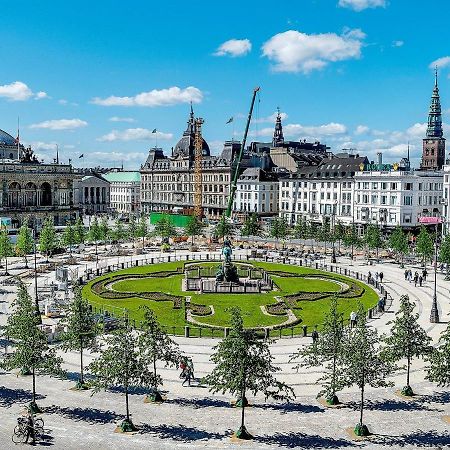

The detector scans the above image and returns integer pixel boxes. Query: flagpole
[17,116,20,159]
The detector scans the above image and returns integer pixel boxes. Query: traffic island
[346,424,371,441]
[318,396,343,408]
[394,388,420,401]
[231,425,253,441]
[231,396,249,408]
[114,419,138,434]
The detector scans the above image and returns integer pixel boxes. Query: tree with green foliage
[153,214,177,243]
[426,321,450,387]
[60,286,98,389]
[341,303,395,437]
[343,225,360,259]
[389,226,409,267]
[214,216,233,242]
[241,213,261,238]
[290,297,346,405]
[416,225,434,268]
[136,216,149,249]
[88,216,102,255]
[74,217,86,245]
[293,216,308,240]
[137,306,181,402]
[39,217,58,263]
[1,282,64,412]
[381,295,431,396]
[61,222,76,256]
[204,307,294,440]
[127,215,137,247]
[364,223,383,261]
[16,218,34,268]
[334,221,345,253]
[184,216,205,245]
[99,217,110,249]
[438,233,450,279]
[0,227,13,275]
[88,317,151,432]
[112,218,126,244]
[269,216,290,248]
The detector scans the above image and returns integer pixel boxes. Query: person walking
[24,413,36,445]
[379,272,384,283]
[350,311,357,328]
[422,268,428,281]
[408,270,413,283]
[414,271,419,287]
[419,275,423,287]
[375,272,379,282]
[182,365,192,387]
[404,269,408,280]
[312,326,319,344]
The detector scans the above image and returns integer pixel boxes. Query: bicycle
[12,416,44,444]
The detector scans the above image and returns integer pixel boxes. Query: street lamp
[331,201,338,264]
[33,224,42,324]
[430,219,440,323]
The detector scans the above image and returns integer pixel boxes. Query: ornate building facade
[0,130,80,229]
[420,70,446,170]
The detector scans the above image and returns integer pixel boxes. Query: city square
[1,1,450,448]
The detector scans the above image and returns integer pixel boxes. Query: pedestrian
[379,272,384,283]
[375,272,379,282]
[378,297,384,313]
[25,413,36,445]
[182,365,192,386]
[414,271,418,287]
[422,268,428,281]
[187,357,195,379]
[408,270,413,283]
[404,269,408,280]
[350,311,357,328]
[312,326,319,344]
[419,275,423,287]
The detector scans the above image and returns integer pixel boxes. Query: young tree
[341,303,395,436]
[74,217,86,246]
[16,218,34,268]
[136,216,149,249]
[88,317,151,432]
[438,233,450,279]
[290,297,346,405]
[184,216,205,245]
[241,213,261,238]
[153,214,177,243]
[343,225,360,260]
[112,218,126,244]
[60,286,98,389]
[127,215,137,247]
[334,221,345,253]
[426,321,450,387]
[416,225,434,268]
[1,282,64,412]
[61,222,76,256]
[204,307,294,440]
[389,226,409,267]
[364,223,383,261]
[269,216,290,248]
[88,216,102,255]
[99,217,110,246]
[381,295,431,396]
[214,216,233,242]
[0,227,13,275]
[138,307,181,402]
[293,216,307,240]
[39,217,58,263]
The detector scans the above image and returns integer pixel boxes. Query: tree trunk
[125,382,130,422]
[240,382,246,431]
[153,355,157,391]
[80,338,84,386]
[406,354,410,387]
[359,372,365,427]
[5,256,8,275]
[32,367,36,404]
[95,242,98,256]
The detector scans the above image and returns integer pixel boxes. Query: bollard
[184,326,190,338]
[224,327,230,338]
[302,325,308,337]
[368,309,373,319]
[264,328,270,340]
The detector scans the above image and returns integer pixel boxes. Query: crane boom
[225,87,260,218]
[193,117,204,218]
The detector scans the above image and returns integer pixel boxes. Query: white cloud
[30,119,88,130]
[250,121,347,138]
[355,125,370,135]
[109,116,136,123]
[24,141,57,151]
[89,151,146,163]
[58,99,68,105]
[0,81,33,101]
[207,140,224,155]
[392,40,404,48]
[254,111,288,124]
[97,128,173,142]
[338,0,385,12]
[64,144,76,149]
[429,56,450,70]
[214,39,252,57]
[34,91,49,100]
[261,29,365,73]
[91,86,203,107]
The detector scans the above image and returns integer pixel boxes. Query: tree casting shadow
[371,430,450,447]
[165,397,230,409]
[255,432,355,449]
[139,423,228,441]
[46,405,123,424]
[345,398,437,412]
[252,402,324,414]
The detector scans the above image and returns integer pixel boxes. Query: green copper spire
[426,68,443,138]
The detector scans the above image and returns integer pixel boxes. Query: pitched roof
[104,171,140,183]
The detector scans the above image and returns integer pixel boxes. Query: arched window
[41,182,52,206]
[8,182,21,207]
[24,182,37,206]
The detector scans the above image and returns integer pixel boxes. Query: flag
[79,154,84,158]
[226,117,233,124]
[152,128,157,133]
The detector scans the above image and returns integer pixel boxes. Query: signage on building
[419,216,442,224]
[0,217,12,229]
[359,162,399,172]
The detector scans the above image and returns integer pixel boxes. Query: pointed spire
[272,107,284,147]
[426,69,443,138]
[407,141,410,161]
[56,144,59,164]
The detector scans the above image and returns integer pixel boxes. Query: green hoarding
[149,213,191,228]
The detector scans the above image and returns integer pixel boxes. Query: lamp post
[33,224,42,324]
[331,202,337,264]
[430,220,440,323]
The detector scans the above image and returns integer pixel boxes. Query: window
[390,195,397,205]
[404,196,412,206]
[418,183,423,191]
[381,182,387,190]
[405,183,413,190]
[381,195,387,205]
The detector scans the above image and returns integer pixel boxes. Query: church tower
[272,108,285,147]
[420,69,445,170]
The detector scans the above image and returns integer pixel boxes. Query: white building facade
[104,171,140,215]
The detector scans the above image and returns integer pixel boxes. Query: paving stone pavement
[0,251,449,449]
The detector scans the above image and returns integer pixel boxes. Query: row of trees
[2,285,450,439]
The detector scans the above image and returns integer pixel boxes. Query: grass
[83,260,378,333]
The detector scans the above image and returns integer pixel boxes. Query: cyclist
[24,413,36,445]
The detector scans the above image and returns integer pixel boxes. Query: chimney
[377,152,383,166]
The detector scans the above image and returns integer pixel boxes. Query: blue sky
[0,0,449,169]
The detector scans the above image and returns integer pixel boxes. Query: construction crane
[225,87,260,218]
[193,117,205,218]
